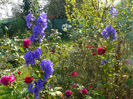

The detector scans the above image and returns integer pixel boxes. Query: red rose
[71,72,77,77]
[80,88,88,95]
[23,39,31,48]
[97,47,106,55]
[24,76,34,84]
[17,71,21,75]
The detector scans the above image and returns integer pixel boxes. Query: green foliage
[0,17,27,38]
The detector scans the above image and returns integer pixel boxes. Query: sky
[0,0,48,20]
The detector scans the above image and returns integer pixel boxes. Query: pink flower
[71,72,77,77]
[0,75,15,86]
[23,39,31,48]
[65,90,71,98]
[80,88,88,95]
[9,75,15,85]
[72,83,77,88]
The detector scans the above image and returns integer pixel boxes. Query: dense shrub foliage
[0,0,133,99]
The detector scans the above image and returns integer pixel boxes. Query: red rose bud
[88,46,93,49]
[24,76,34,84]
[23,39,31,48]
[17,71,21,75]
[80,88,88,95]
[97,47,106,55]
[51,48,56,54]
[89,85,92,88]
[71,72,77,77]
[92,52,97,56]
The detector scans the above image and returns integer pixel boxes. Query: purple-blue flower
[36,13,47,29]
[25,13,35,29]
[110,5,118,17]
[29,25,45,43]
[101,25,117,40]
[101,59,107,65]
[24,51,35,67]
[28,84,33,92]
[32,47,42,60]
[40,59,54,82]
[32,78,44,99]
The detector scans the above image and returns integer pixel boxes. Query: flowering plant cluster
[23,13,54,99]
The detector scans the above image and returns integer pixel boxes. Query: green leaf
[11,50,15,54]
[126,78,132,86]
[19,47,24,52]
[99,96,105,99]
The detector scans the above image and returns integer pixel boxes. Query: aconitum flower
[101,59,107,65]
[32,47,42,60]
[24,51,35,67]
[80,88,88,95]
[23,39,31,48]
[65,90,72,98]
[25,13,35,29]
[36,13,47,29]
[97,47,106,55]
[40,59,54,82]
[0,75,15,86]
[110,5,118,17]
[101,25,117,40]
[29,25,45,43]
[24,76,34,84]
[32,78,44,99]
[28,84,33,92]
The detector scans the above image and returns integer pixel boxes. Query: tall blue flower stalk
[25,13,54,99]
[101,25,117,40]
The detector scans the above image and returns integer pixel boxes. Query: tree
[45,0,66,19]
